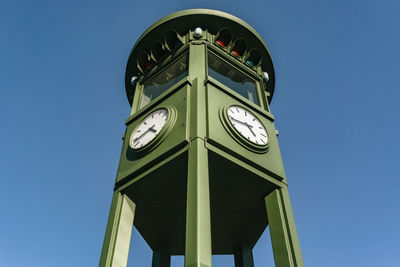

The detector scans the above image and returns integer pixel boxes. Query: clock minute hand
[133,125,156,143]
[230,117,256,137]
[230,117,250,126]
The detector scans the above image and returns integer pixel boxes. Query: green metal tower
[99,9,304,267]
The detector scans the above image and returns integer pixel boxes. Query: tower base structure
[100,139,304,267]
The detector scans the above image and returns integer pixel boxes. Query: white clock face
[129,108,169,150]
[227,106,268,146]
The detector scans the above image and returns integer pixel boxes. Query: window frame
[206,48,265,109]
[136,48,189,111]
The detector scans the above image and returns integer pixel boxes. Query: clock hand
[133,132,149,143]
[148,125,157,133]
[133,125,156,143]
[247,124,256,137]
[230,117,250,126]
[230,117,256,136]
[230,117,254,128]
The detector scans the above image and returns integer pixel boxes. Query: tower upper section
[125,9,275,106]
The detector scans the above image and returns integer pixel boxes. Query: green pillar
[184,138,212,267]
[99,192,136,267]
[234,245,254,267]
[265,188,304,267]
[152,247,171,267]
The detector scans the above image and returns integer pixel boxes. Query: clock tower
[99,9,304,267]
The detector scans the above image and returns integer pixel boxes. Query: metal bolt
[193,27,203,39]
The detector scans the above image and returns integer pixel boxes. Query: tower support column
[265,188,304,267]
[99,192,136,267]
[234,244,254,267]
[152,247,171,267]
[184,138,212,267]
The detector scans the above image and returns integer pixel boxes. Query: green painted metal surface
[99,193,135,267]
[206,81,286,181]
[265,189,304,267]
[116,81,190,185]
[99,8,304,267]
[185,138,212,267]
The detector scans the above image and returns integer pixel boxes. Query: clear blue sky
[1,0,399,266]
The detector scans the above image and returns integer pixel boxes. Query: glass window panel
[208,52,259,105]
[140,54,188,108]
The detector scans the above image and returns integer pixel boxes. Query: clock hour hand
[148,125,157,133]
[247,125,256,137]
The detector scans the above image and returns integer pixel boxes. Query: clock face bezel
[129,106,177,153]
[219,105,269,153]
